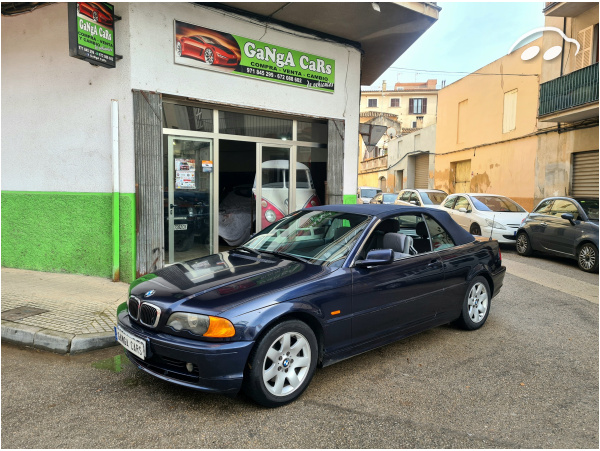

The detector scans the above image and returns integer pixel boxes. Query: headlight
[166,312,235,337]
[485,218,507,230]
[188,207,194,216]
[216,52,227,59]
[265,209,277,223]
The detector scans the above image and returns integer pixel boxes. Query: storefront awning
[199,2,440,86]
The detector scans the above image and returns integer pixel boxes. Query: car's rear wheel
[93,10,98,21]
[243,320,317,407]
[76,4,80,13]
[204,48,214,65]
[176,41,182,57]
[470,223,481,236]
[516,231,533,256]
[577,243,598,272]
[455,276,490,330]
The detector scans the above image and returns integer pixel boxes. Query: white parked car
[357,186,381,204]
[436,193,529,243]
[394,189,448,207]
[253,160,320,230]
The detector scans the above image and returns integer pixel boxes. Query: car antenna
[489,214,495,241]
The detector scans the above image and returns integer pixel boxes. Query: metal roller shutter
[414,153,429,189]
[571,150,599,197]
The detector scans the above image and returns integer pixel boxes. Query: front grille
[139,303,161,328]
[128,296,140,320]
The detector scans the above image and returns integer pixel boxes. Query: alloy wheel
[176,42,182,57]
[516,233,528,254]
[205,48,214,65]
[579,244,596,271]
[93,10,98,21]
[262,331,311,397]
[467,282,488,323]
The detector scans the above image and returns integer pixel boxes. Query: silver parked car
[370,192,399,205]
[394,189,448,207]
[516,197,599,272]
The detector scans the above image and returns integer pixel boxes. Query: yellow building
[434,40,542,211]
[434,2,599,211]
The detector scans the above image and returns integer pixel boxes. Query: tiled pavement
[1,268,130,354]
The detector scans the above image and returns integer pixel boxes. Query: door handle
[539,222,547,227]
[170,204,176,209]
[427,259,442,269]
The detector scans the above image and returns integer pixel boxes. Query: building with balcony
[536,2,599,200]
[358,79,439,191]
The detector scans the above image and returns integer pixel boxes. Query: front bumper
[117,312,254,394]
[481,225,518,243]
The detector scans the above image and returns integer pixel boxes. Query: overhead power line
[388,66,539,77]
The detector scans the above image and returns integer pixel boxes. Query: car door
[526,199,554,250]
[543,199,583,255]
[451,195,472,230]
[409,192,422,207]
[351,213,445,345]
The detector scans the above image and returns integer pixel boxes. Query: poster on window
[174,20,335,93]
[175,159,196,189]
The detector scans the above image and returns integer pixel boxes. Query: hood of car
[129,251,326,314]
[477,210,528,225]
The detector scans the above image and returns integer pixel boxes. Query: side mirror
[409,200,417,205]
[355,249,394,267]
[561,213,576,225]
[458,207,467,213]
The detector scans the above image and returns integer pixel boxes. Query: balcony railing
[359,155,388,173]
[539,63,599,117]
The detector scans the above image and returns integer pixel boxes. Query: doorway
[164,136,213,264]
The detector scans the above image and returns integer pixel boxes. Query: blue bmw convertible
[116,204,506,406]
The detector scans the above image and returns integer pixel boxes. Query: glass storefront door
[165,136,213,264]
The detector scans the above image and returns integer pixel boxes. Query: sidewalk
[1,267,129,354]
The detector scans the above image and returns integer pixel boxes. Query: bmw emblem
[144,290,156,298]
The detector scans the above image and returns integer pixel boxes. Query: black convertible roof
[307,204,476,246]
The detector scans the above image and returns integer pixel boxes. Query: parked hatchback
[395,189,448,207]
[370,192,399,205]
[516,197,599,272]
[436,193,528,243]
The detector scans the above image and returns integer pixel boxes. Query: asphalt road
[2,249,598,448]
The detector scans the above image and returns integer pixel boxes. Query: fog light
[186,362,194,373]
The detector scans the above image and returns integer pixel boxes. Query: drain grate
[2,306,50,321]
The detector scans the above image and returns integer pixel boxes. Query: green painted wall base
[343,194,357,204]
[2,191,136,282]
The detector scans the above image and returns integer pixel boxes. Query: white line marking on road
[502,258,599,304]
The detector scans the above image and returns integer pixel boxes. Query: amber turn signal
[204,316,236,338]
[331,310,341,315]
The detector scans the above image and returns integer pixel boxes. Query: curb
[1,321,119,354]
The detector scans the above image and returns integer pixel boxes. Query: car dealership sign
[68,2,116,68]
[174,21,335,93]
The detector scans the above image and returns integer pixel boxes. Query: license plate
[174,224,187,230]
[115,325,146,360]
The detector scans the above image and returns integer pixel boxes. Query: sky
[365,1,547,89]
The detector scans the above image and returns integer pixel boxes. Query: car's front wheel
[204,48,214,65]
[176,41,182,57]
[577,242,598,272]
[454,276,491,330]
[93,10,98,21]
[243,320,317,407]
[516,231,533,256]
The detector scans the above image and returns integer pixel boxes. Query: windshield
[471,196,525,212]
[360,189,380,198]
[420,191,447,205]
[243,210,371,267]
[383,194,397,202]
[577,199,599,221]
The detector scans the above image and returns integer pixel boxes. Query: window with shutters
[593,24,599,64]
[503,89,518,133]
[576,25,594,70]
[368,98,378,108]
[390,98,400,107]
[409,98,427,114]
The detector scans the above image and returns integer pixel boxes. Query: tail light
[303,195,321,208]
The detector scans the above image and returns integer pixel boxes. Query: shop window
[163,103,214,132]
[219,110,292,140]
[368,98,378,108]
[298,147,328,206]
[297,121,328,144]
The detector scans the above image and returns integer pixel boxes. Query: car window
[577,199,599,221]
[533,199,554,214]
[549,199,580,219]
[383,194,397,203]
[454,196,470,211]
[409,192,421,205]
[401,191,411,201]
[472,196,525,212]
[421,191,446,205]
[423,214,455,250]
[443,196,456,209]
[361,189,380,198]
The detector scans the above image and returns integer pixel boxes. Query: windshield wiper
[232,246,263,257]
[260,250,310,264]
